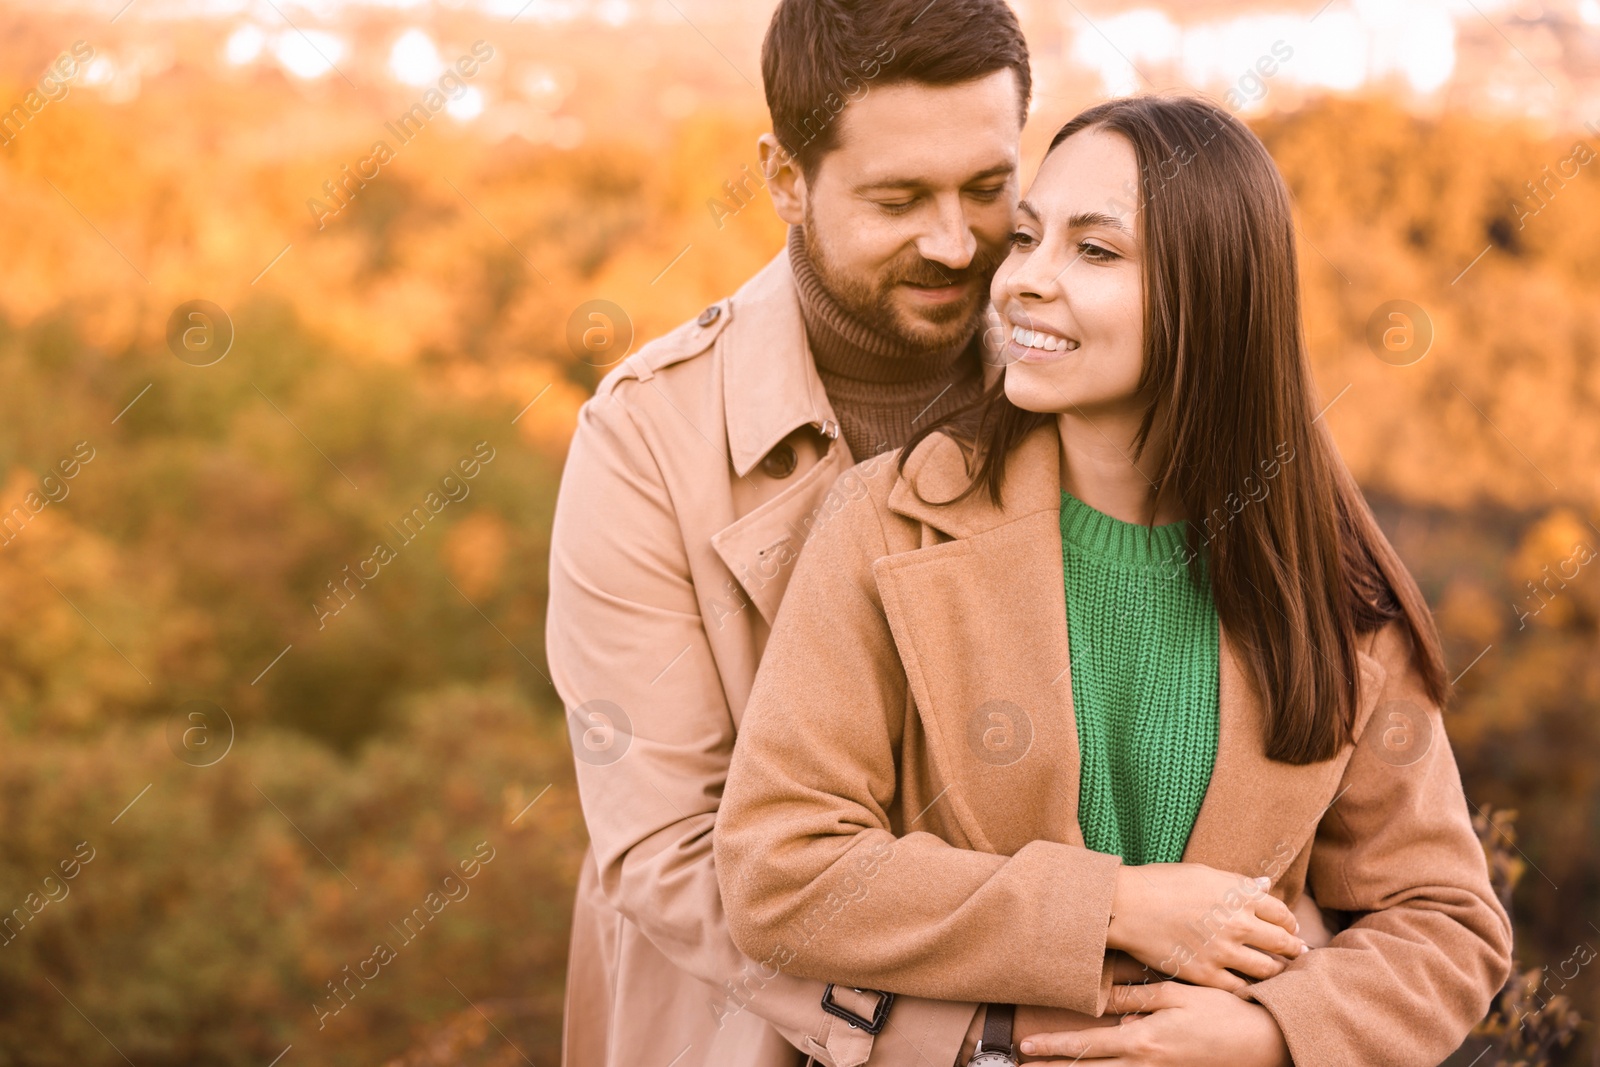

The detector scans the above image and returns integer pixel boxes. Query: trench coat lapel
[711,441,856,627]
[874,418,1391,873]
[711,252,1006,627]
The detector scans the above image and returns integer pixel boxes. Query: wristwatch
[965,1003,1018,1066]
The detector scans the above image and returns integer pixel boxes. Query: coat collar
[884,412,1060,539]
[720,249,830,479]
[873,417,1388,873]
[720,246,1006,478]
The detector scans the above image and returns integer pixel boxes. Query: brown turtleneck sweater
[788,225,986,464]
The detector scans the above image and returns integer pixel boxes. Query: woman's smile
[1006,321,1080,363]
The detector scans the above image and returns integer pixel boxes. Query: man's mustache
[887,245,1009,289]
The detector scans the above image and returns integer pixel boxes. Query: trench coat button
[697,305,722,327]
[761,442,798,479]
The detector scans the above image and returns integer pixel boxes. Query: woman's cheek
[1069,293,1143,402]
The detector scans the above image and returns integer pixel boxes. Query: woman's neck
[1055,409,1182,527]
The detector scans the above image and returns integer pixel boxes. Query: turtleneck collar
[788,224,978,385]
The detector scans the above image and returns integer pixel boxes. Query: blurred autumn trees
[0,59,1596,1065]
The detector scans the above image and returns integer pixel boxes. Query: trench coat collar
[721,246,1006,479]
[876,418,1388,872]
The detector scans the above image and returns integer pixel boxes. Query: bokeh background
[0,0,1596,1063]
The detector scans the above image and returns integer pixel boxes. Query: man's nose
[914,195,978,272]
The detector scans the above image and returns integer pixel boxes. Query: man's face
[799,68,1023,352]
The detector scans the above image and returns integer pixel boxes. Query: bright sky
[23,0,1598,130]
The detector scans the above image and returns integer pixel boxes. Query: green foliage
[0,687,580,1066]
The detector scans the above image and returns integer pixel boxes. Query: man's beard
[802,203,1006,353]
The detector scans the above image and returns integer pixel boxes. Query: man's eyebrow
[854,161,1015,192]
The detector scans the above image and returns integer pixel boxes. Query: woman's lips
[1006,322,1081,363]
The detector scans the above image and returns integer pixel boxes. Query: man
[545,2,1030,1064]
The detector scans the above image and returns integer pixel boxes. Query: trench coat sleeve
[714,465,1124,1017]
[547,390,978,1065]
[1235,621,1514,1067]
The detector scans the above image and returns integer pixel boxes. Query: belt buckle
[820,984,894,1035]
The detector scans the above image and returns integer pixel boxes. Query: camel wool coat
[714,417,1514,1067]
[546,245,1008,1067]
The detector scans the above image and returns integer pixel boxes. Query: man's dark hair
[761,0,1032,182]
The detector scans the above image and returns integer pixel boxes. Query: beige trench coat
[546,245,1008,1067]
[714,418,1515,1067]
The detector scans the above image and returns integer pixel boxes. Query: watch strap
[980,1003,1014,1056]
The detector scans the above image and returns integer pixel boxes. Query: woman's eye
[1009,231,1036,249]
[1079,241,1118,261]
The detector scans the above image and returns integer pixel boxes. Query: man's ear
[758,133,805,227]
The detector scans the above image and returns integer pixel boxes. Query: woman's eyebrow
[1017,201,1132,235]
[1068,210,1132,233]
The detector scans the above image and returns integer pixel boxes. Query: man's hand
[1016,982,1291,1066]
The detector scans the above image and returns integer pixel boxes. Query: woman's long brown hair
[899,95,1447,765]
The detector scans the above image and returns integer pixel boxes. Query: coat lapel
[711,435,855,628]
[875,417,1391,875]
[1180,629,1386,874]
[873,422,1080,857]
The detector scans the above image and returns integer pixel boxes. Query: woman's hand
[1106,864,1307,991]
[1017,982,1291,1066]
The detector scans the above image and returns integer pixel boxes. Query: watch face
[967,1053,1018,1067]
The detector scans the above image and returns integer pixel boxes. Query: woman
[713,96,1511,1067]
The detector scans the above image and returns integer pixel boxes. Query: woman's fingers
[1252,889,1297,932]
[1196,964,1250,993]
[1219,944,1289,981]
[1242,913,1308,959]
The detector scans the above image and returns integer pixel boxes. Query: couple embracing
[545,1,1512,1065]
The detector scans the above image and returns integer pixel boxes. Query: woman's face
[991,127,1146,420]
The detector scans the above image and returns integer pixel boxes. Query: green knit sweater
[1059,489,1219,866]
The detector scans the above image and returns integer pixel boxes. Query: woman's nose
[1000,247,1061,306]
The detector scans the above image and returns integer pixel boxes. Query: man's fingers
[1110,951,1159,983]
[1018,1021,1140,1060]
[1106,979,1183,1014]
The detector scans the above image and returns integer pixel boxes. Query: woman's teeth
[1011,325,1079,353]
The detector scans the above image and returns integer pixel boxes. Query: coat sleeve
[1236,621,1514,1067]
[546,388,979,1067]
[714,465,1125,1017]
